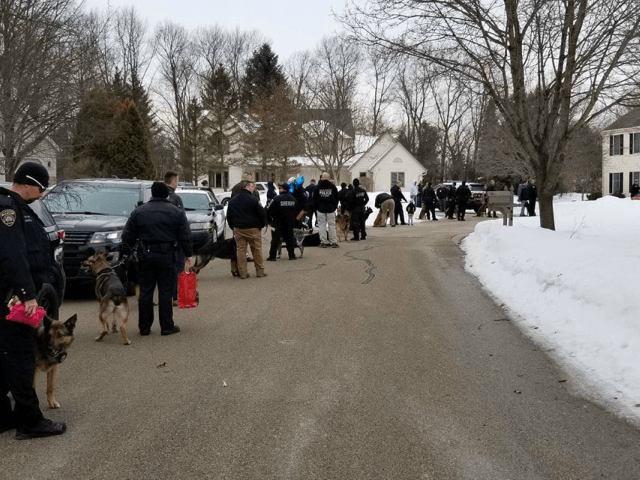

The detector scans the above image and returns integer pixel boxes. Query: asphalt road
[3,216,640,479]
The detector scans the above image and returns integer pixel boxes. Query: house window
[630,172,640,192]
[610,172,623,194]
[359,172,367,178]
[391,172,405,188]
[610,134,624,156]
[630,133,640,154]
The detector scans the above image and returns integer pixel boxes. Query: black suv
[0,183,66,318]
[42,179,153,291]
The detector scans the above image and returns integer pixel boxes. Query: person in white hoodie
[410,180,420,207]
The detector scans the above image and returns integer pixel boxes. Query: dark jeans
[269,226,296,259]
[351,207,366,239]
[0,319,44,428]
[394,200,405,224]
[457,200,467,219]
[173,250,185,301]
[137,251,176,332]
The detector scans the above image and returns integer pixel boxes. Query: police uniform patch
[1,208,16,227]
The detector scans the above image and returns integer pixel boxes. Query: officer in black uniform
[0,162,67,439]
[122,182,193,336]
[347,178,369,240]
[164,170,185,307]
[266,183,298,261]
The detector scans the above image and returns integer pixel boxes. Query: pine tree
[108,98,154,179]
[241,43,286,108]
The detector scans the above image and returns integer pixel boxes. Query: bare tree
[362,46,396,136]
[300,35,361,179]
[113,7,152,88]
[0,0,88,179]
[152,21,198,181]
[394,60,432,157]
[284,50,317,108]
[429,73,474,181]
[341,0,640,230]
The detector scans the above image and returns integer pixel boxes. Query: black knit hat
[353,178,360,187]
[279,182,289,190]
[151,181,170,198]
[14,162,49,189]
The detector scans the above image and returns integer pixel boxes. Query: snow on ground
[460,194,640,427]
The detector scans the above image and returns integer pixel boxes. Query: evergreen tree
[241,43,286,108]
[108,98,154,179]
[201,64,238,189]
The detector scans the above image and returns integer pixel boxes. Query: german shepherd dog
[276,225,310,258]
[84,250,131,345]
[336,212,351,242]
[192,238,239,276]
[35,314,78,409]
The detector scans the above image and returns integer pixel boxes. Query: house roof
[603,108,640,132]
[297,109,355,138]
[348,132,425,173]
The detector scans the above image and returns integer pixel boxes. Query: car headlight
[90,230,123,244]
[190,221,213,231]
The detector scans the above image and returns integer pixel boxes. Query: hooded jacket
[312,179,339,213]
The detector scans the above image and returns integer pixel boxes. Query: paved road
[3,217,640,479]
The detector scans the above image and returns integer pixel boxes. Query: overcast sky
[82,0,347,62]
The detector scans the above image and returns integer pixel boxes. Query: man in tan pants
[226,181,267,279]
[374,192,396,227]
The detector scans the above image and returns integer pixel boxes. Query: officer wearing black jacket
[455,181,472,221]
[123,182,192,336]
[266,183,298,261]
[347,178,369,240]
[0,162,67,439]
[164,170,185,306]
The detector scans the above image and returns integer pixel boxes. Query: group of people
[227,172,373,282]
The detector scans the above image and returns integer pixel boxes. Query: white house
[601,108,640,196]
[0,136,59,185]
[347,132,425,192]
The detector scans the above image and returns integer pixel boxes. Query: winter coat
[422,186,436,205]
[266,192,297,229]
[375,193,393,208]
[312,179,339,213]
[455,184,472,202]
[410,181,419,197]
[347,186,369,212]
[390,184,407,203]
[227,188,266,230]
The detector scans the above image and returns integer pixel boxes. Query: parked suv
[175,186,227,251]
[42,178,153,290]
[1,183,66,317]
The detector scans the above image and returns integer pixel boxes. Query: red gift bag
[178,267,199,309]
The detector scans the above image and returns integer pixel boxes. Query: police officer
[266,183,298,261]
[456,181,472,221]
[164,170,185,307]
[0,162,67,439]
[347,178,369,240]
[122,182,193,336]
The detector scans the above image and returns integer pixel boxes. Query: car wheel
[36,283,60,320]
[222,197,229,206]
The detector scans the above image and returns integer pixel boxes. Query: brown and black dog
[336,212,351,242]
[192,238,239,276]
[85,250,131,345]
[35,313,78,409]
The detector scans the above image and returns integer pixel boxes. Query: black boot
[16,418,66,440]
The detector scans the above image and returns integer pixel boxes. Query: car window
[255,184,266,192]
[43,184,142,216]
[178,192,212,210]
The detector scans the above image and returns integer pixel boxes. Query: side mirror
[214,204,224,211]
